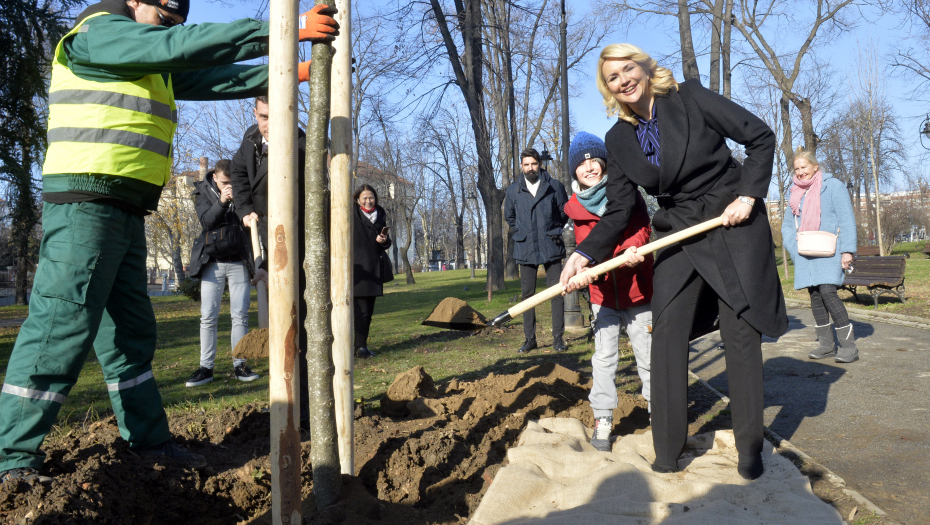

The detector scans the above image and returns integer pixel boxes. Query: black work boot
[808,323,836,359]
[835,324,859,363]
[552,334,567,353]
[138,439,207,469]
[517,339,537,353]
[0,468,52,484]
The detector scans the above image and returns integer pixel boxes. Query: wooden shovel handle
[250,217,269,330]
[505,217,725,319]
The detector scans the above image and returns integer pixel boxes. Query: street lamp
[921,114,930,149]
[540,144,553,172]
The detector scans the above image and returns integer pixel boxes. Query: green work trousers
[0,201,170,471]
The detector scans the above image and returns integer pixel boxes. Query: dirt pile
[422,297,488,330]
[232,328,269,359]
[380,366,437,417]
[0,363,649,524]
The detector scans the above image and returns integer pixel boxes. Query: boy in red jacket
[565,132,655,452]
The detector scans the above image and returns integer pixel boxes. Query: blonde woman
[561,43,787,479]
[782,148,858,363]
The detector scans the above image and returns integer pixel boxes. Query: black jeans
[519,261,564,341]
[354,296,377,349]
[808,284,850,327]
[651,270,764,465]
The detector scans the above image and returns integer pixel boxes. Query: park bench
[840,255,907,308]
[922,243,930,258]
[856,246,881,256]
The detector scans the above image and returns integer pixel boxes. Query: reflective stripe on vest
[42,12,177,187]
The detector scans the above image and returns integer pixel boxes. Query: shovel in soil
[486,217,725,327]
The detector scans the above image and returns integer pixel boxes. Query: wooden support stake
[304,0,341,508]
[328,0,354,476]
[268,0,302,521]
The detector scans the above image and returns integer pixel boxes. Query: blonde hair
[597,43,679,125]
[793,146,819,169]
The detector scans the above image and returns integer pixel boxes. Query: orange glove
[298,4,338,42]
[298,61,312,83]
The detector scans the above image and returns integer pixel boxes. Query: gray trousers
[520,261,564,341]
[590,303,653,418]
[199,260,250,369]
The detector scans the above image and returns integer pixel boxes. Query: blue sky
[184,0,926,192]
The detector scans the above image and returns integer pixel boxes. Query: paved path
[689,307,930,525]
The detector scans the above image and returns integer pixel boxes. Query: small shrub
[175,278,202,301]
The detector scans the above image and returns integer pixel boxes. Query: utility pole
[560,0,583,329]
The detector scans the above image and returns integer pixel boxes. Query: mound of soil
[422,298,488,330]
[0,363,649,525]
[233,328,269,360]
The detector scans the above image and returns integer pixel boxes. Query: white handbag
[795,214,837,258]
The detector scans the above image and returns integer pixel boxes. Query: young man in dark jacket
[504,148,569,353]
[187,160,259,387]
[230,96,311,430]
[0,0,337,482]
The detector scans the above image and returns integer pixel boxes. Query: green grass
[0,270,615,427]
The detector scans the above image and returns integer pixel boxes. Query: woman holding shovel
[565,132,654,452]
[561,44,787,480]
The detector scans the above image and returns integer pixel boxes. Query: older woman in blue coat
[782,147,858,363]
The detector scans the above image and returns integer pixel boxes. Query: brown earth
[1,362,850,525]
[232,328,269,360]
[421,298,488,330]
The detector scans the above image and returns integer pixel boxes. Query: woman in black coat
[561,43,787,479]
[353,184,392,359]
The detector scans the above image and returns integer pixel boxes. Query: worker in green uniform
[0,0,337,483]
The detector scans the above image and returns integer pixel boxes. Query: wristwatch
[738,196,755,206]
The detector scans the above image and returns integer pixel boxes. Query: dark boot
[517,339,537,354]
[552,334,567,353]
[835,324,859,363]
[808,323,836,359]
[737,452,764,480]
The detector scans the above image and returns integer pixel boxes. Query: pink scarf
[788,169,823,232]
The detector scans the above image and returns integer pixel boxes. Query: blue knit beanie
[568,132,607,178]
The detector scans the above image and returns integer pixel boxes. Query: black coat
[354,205,392,297]
[230,124,307,262]
[577,79,787,338]
[504,170,569,265]
[188,170,254,279]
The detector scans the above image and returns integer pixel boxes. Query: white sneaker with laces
[590,416,613,452]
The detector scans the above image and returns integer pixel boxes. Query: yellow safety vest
[43,12,177,187]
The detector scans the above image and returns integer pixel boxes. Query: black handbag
[380,252,395,283]
[204,225,243,258]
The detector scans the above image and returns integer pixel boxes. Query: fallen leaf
[848,506,857,521]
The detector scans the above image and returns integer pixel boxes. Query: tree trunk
[779,94,794,177]
[722,0,733,98]
[455,216,466,267]
[172,243,186,281]
[709,0,723,93]
[430,0,503,290]
[402,214,416,284]
[677,0,700,81]
[304,3,341,506]
[12,137,38,306]
[795,96,819,154]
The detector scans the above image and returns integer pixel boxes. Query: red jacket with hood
[565,191,654,310]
